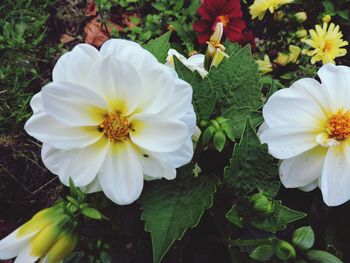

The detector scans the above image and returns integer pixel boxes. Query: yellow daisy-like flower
[249,0,294,20]
[303,23,348,64]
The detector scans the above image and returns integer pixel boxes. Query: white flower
[166,49,208,78]
[0,204,78,263]
[259,63,350,206]
[25,40,196,205]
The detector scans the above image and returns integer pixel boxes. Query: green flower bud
[249,192,274,215]
[295,12,307,23]
[296,29,307,38]
[273,240,296,261]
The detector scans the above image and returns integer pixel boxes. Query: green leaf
[208,45,262,113]
[174,57,217,121]
[140,176,217,263]
[305,250,343,263]
[249,245,274,262]
[202,126,215,144]
[273,239,296,261]
[223,106,262,140]
[250,201,306,233]
[145,31,171,63]
[226,204,244,228]
[292,226,315,250]
[81,207,103,220]
[223,118,280,197]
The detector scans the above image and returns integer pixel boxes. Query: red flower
[193,0,246,44]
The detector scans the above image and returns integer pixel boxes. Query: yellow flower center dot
[323,42,332,52]
[99,112,129,141]
[327,110,350,141]
[218,15,229,27]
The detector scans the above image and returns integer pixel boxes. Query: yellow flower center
[323,41,332,52]
[327,110,350,141]
[99,112,129,141]
[218,15,229,27]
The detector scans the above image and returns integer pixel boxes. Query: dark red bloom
[193,0,246,44]
[240,30,256,49]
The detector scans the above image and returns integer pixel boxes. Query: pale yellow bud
[295,12,307,23]
[322,15,331,23]
[295,29,307,38]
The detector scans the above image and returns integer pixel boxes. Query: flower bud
[273,240,296,261]
[288,45,301,63]
[274,11,285,21]
[295,29,307,38]
[274,52,289,66]
[249,192,274,215]
[295,12,307,23]
[322,14,331,23]
[256,55,273,74]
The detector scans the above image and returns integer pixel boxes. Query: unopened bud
[295,12,307,23]
[322,14,331,23]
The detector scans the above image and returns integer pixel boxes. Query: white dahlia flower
[25,39,196,205]
[260,63,350,206]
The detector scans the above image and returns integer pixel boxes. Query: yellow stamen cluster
[327,111,350,141]
[303,23,348,64]
[100,112,130,141]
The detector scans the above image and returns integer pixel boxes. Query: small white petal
[29,93,43,114]
[280,146,327,189]
[299,180,318,192]
[156,137,194,168]
[41,138,110,187]
[0,229,32,260]
[41,82,108,126]
[129,113,188,153]
[134,146,176,180]
[257,121,269,136]
[318,63,350,111]
[25,112,102,150]
[99,141,144,205]
[86,56,142,115]
[260,125,319,159]
[320,144,350,206]
[80,176,102,194]
[53,44,100,86]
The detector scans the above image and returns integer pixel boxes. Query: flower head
[259,64,350,206]
[24,40,196,205]
[193,0,246,44]
[303,23,348,64]
[0,203,78,263]
[249,0,294,20]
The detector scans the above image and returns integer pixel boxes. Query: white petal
[134,146,176,180]
[99,141,144,205]
[318,63,350,112]
[279,146,327,189]
[257,121,269,136]
[260,125,319,159]
[0,229,31,260]
[129,113,188,152]
[99,39,158,70]
[14,244,39,263]
[158,79,193,120]
[53,44,100,86]
[41,138,110,187]
[180,106,197,135]
[263,86,326,129]
[320,144,350,206]
[41,82,108,126]
[25,112,102,150]
[30,92,43,114]
[86,56,142,115]
[137,64,176,115]
[299,180,318,192]
[80,176,102,194]
[156,137,194,168]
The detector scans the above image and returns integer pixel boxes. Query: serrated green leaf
[208,45,262,113]
[145,31,171,63]
[250,201,306,233]
[174,57,217,121]
[249,245,274,262]
[305,250,343,263]
[292,226,315,250]
[223,106,262,140]
[224,118,280,197]
[140,176,217,263]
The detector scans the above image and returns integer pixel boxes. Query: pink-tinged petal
[98,141,144,205]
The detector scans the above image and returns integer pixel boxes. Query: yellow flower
[274,52,290,66]
[303,23,348,64]
[0,203,78,263]
[288,45,301,63]
[205,22,229,69]
[256,55,273,74]
[249,0,294,20]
